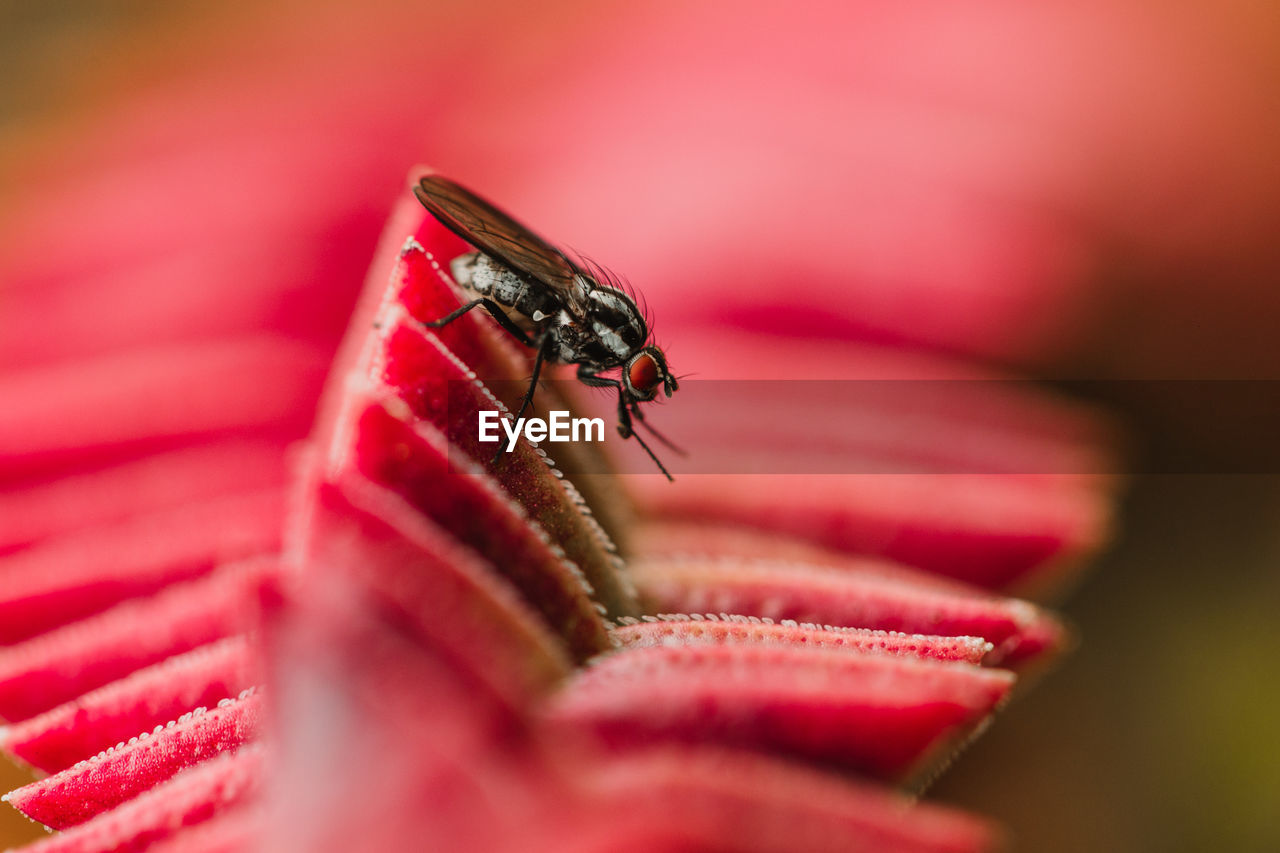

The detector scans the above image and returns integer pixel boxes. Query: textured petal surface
[0,162,1118,852]
[4,637,260,774]
[5,693,261,829]
[551,642,1013,782]
[17,748,262,853]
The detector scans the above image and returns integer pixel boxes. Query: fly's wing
[413,172,589,320]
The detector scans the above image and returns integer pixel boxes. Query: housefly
[411,171,680,479]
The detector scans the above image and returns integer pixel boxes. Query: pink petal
[630,472,1108,592]
[0,442,288,555]
[4,636,259,774]
[612,615,993,665]
[574,746,1003,853]
[0,239,356,371]
[630,555,1066,669]
[5,693,261,829]
[0,559,270,722]
[635,520,985,594]
[15,747,261,852]
[262,575,548,853]
[298,476,572,706]
[0,491,282,645]
[139,806,259,853]
[550,642,1012,783]
[0,338,326,484]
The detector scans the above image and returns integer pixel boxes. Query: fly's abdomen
[450,252,553,328]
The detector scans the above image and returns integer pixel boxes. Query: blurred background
[2,0,1278,849]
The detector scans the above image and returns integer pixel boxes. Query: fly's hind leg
[420,298,536,348]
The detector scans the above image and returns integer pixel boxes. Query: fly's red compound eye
[628,352,662,399]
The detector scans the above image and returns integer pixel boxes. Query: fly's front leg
[577,365,673,480]
[576,365,632,438]
[489,333,553,468]
[615,393,635,439]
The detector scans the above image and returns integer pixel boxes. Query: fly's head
[623,345,678,404]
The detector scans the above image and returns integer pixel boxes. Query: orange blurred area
[2,1,1279,850]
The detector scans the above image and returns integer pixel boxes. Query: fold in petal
[4,693,261,829]
[4,637,259,774]
[0,560,270,722]
[15,747,262,853]
[0,492,282,645]
[550,642,1012,783]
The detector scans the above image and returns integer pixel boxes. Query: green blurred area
[933,474,1280,853]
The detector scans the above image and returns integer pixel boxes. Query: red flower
[0,168,1116,850]
[30,4,1269,849]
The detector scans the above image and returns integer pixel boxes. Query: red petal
[5,693,261,829]
[15,747,261,852]
[0,442,288,555]
[629,555,1066,668]
[612,615,992,665]
[550,643,1012,783]
[0,338,325,484]
[322,396,616,658]
[381,224,633,543]
[4,636,259,774]
[575,747,1003,853]
[371,315,635,609]
[299,476,572,705]
[0,491,282,645]
[0,559,270,722]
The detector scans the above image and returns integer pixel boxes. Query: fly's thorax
[585,286,647,362]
